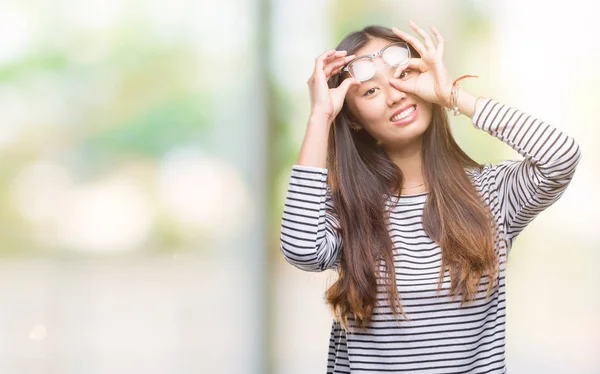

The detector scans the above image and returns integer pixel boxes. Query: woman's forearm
[296,113,331,169]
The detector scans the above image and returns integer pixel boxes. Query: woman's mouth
[390,105,417,126]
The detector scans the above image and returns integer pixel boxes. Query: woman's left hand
[389,20,454,107]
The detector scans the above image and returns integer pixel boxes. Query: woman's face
[344,37,433,148]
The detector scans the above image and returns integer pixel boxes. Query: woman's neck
[385,142,427,193]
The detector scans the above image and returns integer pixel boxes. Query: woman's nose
[386,81,407,106]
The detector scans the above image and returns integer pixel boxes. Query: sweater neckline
[386,191,428,205]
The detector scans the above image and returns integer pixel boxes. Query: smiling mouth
[390,105,417,122]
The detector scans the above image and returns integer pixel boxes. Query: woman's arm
[460,90,582,243]
[280,48,356,271]
[389,21,581,244]
[296,113,331,169]
[279,164,343,272]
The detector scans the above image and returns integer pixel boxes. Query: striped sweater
[279,98,581,373]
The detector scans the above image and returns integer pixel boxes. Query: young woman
[279,21,581,373]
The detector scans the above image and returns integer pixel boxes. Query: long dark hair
[324,25,500,330]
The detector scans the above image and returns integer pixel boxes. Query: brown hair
[324,25,499,330]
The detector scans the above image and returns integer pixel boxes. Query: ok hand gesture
[307,49,361,124]
[389,20,455,107]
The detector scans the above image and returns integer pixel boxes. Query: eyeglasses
[341,42,411,82]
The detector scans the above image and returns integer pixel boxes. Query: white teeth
[391,106,416,122]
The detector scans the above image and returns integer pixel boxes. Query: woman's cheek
[355,95,387,124]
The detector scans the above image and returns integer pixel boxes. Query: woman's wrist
[442,75,482,118]
[309,111,334,127]
[440,85,453,108]
[453,87,481,119]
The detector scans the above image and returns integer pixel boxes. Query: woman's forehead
[353,38,393,57]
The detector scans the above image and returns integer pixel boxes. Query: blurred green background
[0,0,598,373]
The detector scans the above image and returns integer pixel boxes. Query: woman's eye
[363,87,378,97]
[398,70,411,79]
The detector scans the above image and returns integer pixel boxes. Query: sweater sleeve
[279,164,343,272]
[472,98,582,244]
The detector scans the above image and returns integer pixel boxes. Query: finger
[324,51,348,64]
[430,26,445,57]
[391,26,426,57]
[321,51,350,75]
[317,49,337,62]
[323,50,348,64]
[407,58,426,71]
[392,62,407,79]
[336,76,361,96]
[408,20,436,51]
[314,49,337,74]
[313,50,345,83]
[388,76,415,94]
[324,54,355,77]
[392,58,426,78]
[325,60,348,80]
[328,64,347,79]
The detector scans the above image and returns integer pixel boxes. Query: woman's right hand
[307,49,361,124]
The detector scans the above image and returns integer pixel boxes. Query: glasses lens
[382,43,410,66]
[348,58,375,81]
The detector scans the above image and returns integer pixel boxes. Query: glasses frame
[340,42,411,82]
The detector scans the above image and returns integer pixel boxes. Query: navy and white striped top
[279,98,581,373]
